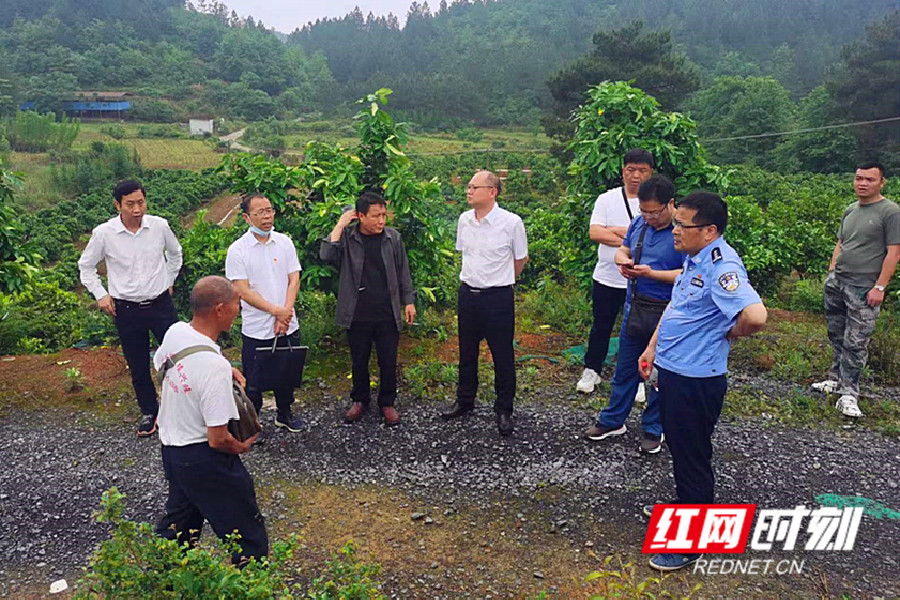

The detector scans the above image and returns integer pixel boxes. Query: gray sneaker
[584,423,627,441]
[640,432,665,454]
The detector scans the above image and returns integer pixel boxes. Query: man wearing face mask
[320,192,416,426]
[225,193,304,432]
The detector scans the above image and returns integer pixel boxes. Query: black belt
[114,292,170,309]
[462,283,513,294]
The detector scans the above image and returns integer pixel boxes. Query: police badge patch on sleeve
[718,271,740,292]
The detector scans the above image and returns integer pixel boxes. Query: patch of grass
[730,311,831,381]
[723,387,900,436]
[6,152,64,210]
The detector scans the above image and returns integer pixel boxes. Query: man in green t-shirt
[812,162,900,417]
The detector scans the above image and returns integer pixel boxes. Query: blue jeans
[596,327,661,436]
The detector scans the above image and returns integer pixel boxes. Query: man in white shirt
[225,193,304,432]
[77,179,182,437]
[576,149,654,394]
[441,170,528,436]
[153,276,266,565]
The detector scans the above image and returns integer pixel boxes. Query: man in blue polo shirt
[584,175,684,454]
[638,191,767,571]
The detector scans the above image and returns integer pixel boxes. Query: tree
[0,158,38,293]
[827,10,900,168]
[545,20,701,143]
[687,76,796,167]
[772,86,857,173]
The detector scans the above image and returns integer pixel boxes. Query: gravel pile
[1,377,898,597]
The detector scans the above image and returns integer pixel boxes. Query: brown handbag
[157,345,261,442]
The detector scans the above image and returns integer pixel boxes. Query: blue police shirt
[655,237,761,378]
[622,216,685,307]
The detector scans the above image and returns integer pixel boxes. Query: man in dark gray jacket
[320,192,416,426]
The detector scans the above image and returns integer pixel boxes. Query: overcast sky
[221,0,415,33]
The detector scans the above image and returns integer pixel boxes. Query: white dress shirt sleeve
[163,220,183,288]
[285,239,301,274]
[455,215,464,252]
[512,217,528,260]
[77,227,109,300]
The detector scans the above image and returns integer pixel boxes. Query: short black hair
[624,149,655,169]
[356,191,387,215]
[857,161,886,178]
[638,175,675,205]
[241,192,268,214]
[113,180,145,202]
[677,191,728,234]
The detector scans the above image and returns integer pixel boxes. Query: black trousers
[114,293,178,417]
[155,443,268,565]
[241,332,300,418]
[584,281,627,373]
[457,283,516,414]
[658,366,727,504]
[347,320,400,407]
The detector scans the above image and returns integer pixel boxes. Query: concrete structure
[189,118,215,136]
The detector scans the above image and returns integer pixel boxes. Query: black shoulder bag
[621,187,634,221]
[625,225,670,341]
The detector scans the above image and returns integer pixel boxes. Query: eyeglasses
[639,205,668,218]
[672,220,710,230]
[251,208,275,217]
[467,185,495,191]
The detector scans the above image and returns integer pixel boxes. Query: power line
[701,116,900,143]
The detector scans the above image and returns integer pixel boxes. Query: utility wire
[230,116,900,155]
[702,116,900,143]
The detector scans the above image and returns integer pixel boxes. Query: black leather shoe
[497,412,514,437]
[441,402,474,420]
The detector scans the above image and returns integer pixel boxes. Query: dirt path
[1,351,898,598]
[181,192,242,229]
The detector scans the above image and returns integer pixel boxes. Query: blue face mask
[249,224,273,237]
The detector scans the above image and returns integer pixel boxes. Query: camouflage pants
[824,274,880,398]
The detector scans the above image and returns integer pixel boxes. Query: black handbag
[157,345,261,442]
[251,334,308,393]
[625,224,670,340]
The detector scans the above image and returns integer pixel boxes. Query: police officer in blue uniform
[638,191,768,571]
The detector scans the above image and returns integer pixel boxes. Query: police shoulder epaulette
[711,247,723,263]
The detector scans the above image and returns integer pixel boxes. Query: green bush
[776,276,825,313]
[75,488,385,600]
[297,290,338,353]
[520,276,592,336]
[0,280,114,354]
[1,111,80,152]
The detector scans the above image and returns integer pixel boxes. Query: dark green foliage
[49,142,141,197]
[0,158,38,293]
[827,10,900,169]
[74,487,385,599]
[0,110,79,152]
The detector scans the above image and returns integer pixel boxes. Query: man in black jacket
[320,192,416,426]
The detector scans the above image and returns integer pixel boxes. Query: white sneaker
[576,368,601,393]
[635,383,646,404]
[811,379,838,393]
[836,395,863,418]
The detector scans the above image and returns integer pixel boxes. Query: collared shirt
[154,322,238,447]
[456,203,528,288]
[622,216,685,307]
[655,237,762,378]
[590,186,640,288]
[78,214,182,302]
[225,230,301,339]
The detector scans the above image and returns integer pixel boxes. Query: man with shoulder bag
[584,176,684,454]
[153,276,267,566]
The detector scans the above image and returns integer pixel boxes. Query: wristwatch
[874,284,886,292]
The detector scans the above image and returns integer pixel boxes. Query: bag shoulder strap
[628,224,650,296]
[158,345,218,380]
[621,187,634,221]
[633,223,650,265]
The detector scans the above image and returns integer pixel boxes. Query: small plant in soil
[64,367,84,393]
